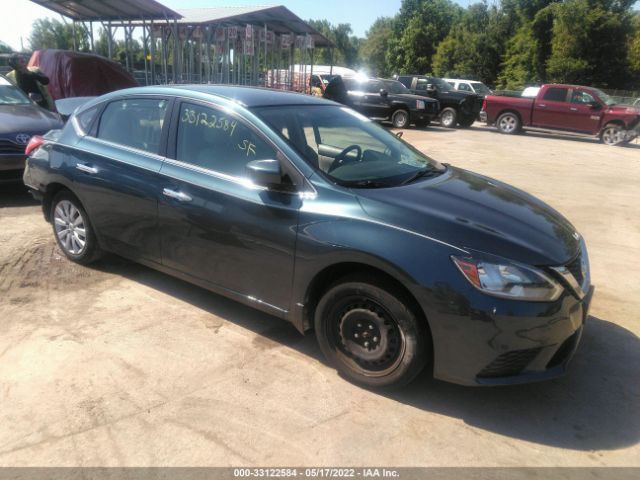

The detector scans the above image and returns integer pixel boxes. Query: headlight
[416,100,426,110]
[451,255,563,301]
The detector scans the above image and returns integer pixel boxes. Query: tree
[308,20,361,68]
[0,41,12,54]
[28,18,90,52]
[359,17,394,76]
[546,0,634,88]
[387,0,463,74]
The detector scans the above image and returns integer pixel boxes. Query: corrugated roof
[175,5,335,48]
[29,0,181,21]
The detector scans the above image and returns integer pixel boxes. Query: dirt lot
[0,125,638,467]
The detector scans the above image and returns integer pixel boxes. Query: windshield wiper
[344,179,391,189]
[401,168,441,185]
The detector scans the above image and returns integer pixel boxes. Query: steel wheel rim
[331,297,406,377]
[500,115,517,133]
[54,200,87,255]
[442,111,454,126]
[602,127,621,145]
[395,111,408,127]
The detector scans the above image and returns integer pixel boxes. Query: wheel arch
[301,261,432,343]
[42,182,77,222]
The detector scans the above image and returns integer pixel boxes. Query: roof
[168,85,335,107]
[89,85,336,109]
[29,0,181,21]
[174,5,334,48]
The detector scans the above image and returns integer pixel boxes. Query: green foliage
[308,20,361,68]
[28,18,90,52]
[387,0,463,74]
[360,17,394,76]
[0,41,12,54]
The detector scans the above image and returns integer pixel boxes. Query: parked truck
[483,83,640,145]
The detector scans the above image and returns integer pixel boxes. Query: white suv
[444,79,492,96]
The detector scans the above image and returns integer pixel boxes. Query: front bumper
[427,284,594,386]
[410,109,438,124]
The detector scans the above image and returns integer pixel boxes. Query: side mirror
[426,84,436,93]
[29,92,43,103]
[379,89,389,98]
[246,159,282,188]
[590,101,602,110]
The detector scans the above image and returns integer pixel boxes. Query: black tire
[414,119,431,129]
[458,115,475,128]
[391,109,410,129]
[439,107,458,128]
[600,123,624,146]
[496,112,521,135]
[314,275,429,389]
[50,190,102,265]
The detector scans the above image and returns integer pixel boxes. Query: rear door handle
[570,107,578,111]
[163,188,192,202]
[76,163,98,174]
[538,104,546,108]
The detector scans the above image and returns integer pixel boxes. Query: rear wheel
[440,108,457,128]
[496,112,521,134]
[391,109,410,129]
[600,123,624,146]
[458,115,475,128]
[51,191,102,264]
[314,276,429,389]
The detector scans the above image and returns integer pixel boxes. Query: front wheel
[496,112,521,135]
[439,108,458,128]
[314,276,429,389]
[600,124,624,146]
[51,191,102,264]
[391,109,410,129]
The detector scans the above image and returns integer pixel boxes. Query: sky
[0,0,407,51]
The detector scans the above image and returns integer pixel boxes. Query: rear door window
[542,88,569,102]
[97,98,169,154]
[175,102,277,178]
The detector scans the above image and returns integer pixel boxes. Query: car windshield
[470,82,491,95]
[384,80,410,95]
[253,105,445,188]
[592,89,616,106]
[0,80,30,106]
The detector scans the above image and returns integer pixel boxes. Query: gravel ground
[0,125,638,467]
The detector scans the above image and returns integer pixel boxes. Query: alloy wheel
[499,114,518,133]
[602,126,623,146]
[53,200,87,255]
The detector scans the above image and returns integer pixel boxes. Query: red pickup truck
[482,84,640,145]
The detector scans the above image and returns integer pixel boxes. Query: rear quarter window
[97,98,169,154]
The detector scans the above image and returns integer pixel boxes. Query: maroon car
[482,84,640,145]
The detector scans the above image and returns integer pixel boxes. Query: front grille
[477,347,542,378]
[0,140,25,155]
[566,253,584,287]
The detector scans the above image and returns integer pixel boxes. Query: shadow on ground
[0,182,38,208]
[91,255,640,453]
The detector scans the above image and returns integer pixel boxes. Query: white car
[444,78,492,96]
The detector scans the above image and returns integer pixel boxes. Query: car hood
[0,104,63,138]
[356,166,580,266]
[606,104,640,116]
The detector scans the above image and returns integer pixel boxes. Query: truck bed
[484,95,534,125]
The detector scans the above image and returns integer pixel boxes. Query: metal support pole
[72,20,77,51]
[150,19,156,84]
[142,19,149,86]
[107,22,113,59]
[173,18,179,83]
[89,22,94,53]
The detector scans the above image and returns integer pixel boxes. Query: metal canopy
[175,6,334,48]
[29,0,181,21]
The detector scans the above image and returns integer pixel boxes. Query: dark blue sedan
[24,85,593,388]
[0,75,63,181]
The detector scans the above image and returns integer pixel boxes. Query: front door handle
[163,188,192,202]
[76,163,98,174]
[538,104,546,108]
[570,107,578,111]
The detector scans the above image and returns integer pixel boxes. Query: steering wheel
[328,145,363,173]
